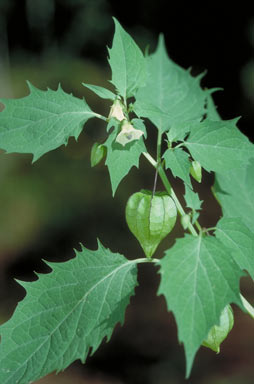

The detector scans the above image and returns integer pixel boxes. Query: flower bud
[108,99,125,121]
[190,160,202,183]
[181,214,191,230]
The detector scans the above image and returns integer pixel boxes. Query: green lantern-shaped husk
[125,190,177,258]
[90,142,106,167]
[202,304,234,353]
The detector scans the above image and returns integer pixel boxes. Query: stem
[151,131,163,196]
[240,294,254,319]
[157,131,162,162]
[142,151,198,237]
[194,220,202,233]
[95,113,107,121]
[152,168,158,196]
[142,152,157,167]
[136,257,160,264]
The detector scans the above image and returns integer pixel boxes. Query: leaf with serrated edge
[213,159,254,232]
[184,118,254,173]
[105,123,146,196]
[157,235,243,377]
[0,241,138,384]
[215,217,254,280]
[0,82,98,161]
[108,18,146,100]
[163,147,191,187]
[167,119,198,143]
[184,184,203,211]
[134,35,206,132]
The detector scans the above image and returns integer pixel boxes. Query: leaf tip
[184,349,196,380]
[157,33,167,54]
[112,16,120,28]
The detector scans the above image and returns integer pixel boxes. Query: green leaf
[166,119,195,143]
[184,119,254,173]
[105,123,146,195]
[215,217,254,280]
[82,83,116,100]
[108,18,146,100]
[184,184,203,211]
[157,235,243,377]
[0,241,138,384]
[202,305,234,353]
[0,83,98,161]
[125,190,177,258]
[213,159,254,232]
[134,35,206,132]
[163,147,191,187]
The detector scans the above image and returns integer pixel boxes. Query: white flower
[108,99,125,121]
[115,120,144,146]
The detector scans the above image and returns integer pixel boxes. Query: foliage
[0,18,253,383]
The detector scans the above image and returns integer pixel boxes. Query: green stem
[95,113,107,121]
[136,257,160,264]
[142,151,198,237]
[152,131,162,196]
[157,131,162,162]
[194,220,202,233]
[142,152,157,167]
[240,294,254,319]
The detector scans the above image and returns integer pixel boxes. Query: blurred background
[0,1,253,383]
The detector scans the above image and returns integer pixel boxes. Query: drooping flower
[108,99,125,121]
[115,120,144,146]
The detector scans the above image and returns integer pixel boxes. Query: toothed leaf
[184,184,203,211]
[157,235,243,378]
[108,18,146,100]
[105,122,146,196]
[213,159,254,232]
[134,35,206,132]
[184,119,254,173]
[215,217,254,280]
[163,147,191,187]
[0,242,138,384]
[0,83,97,161]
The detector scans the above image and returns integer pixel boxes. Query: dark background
[0,1,253,383]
